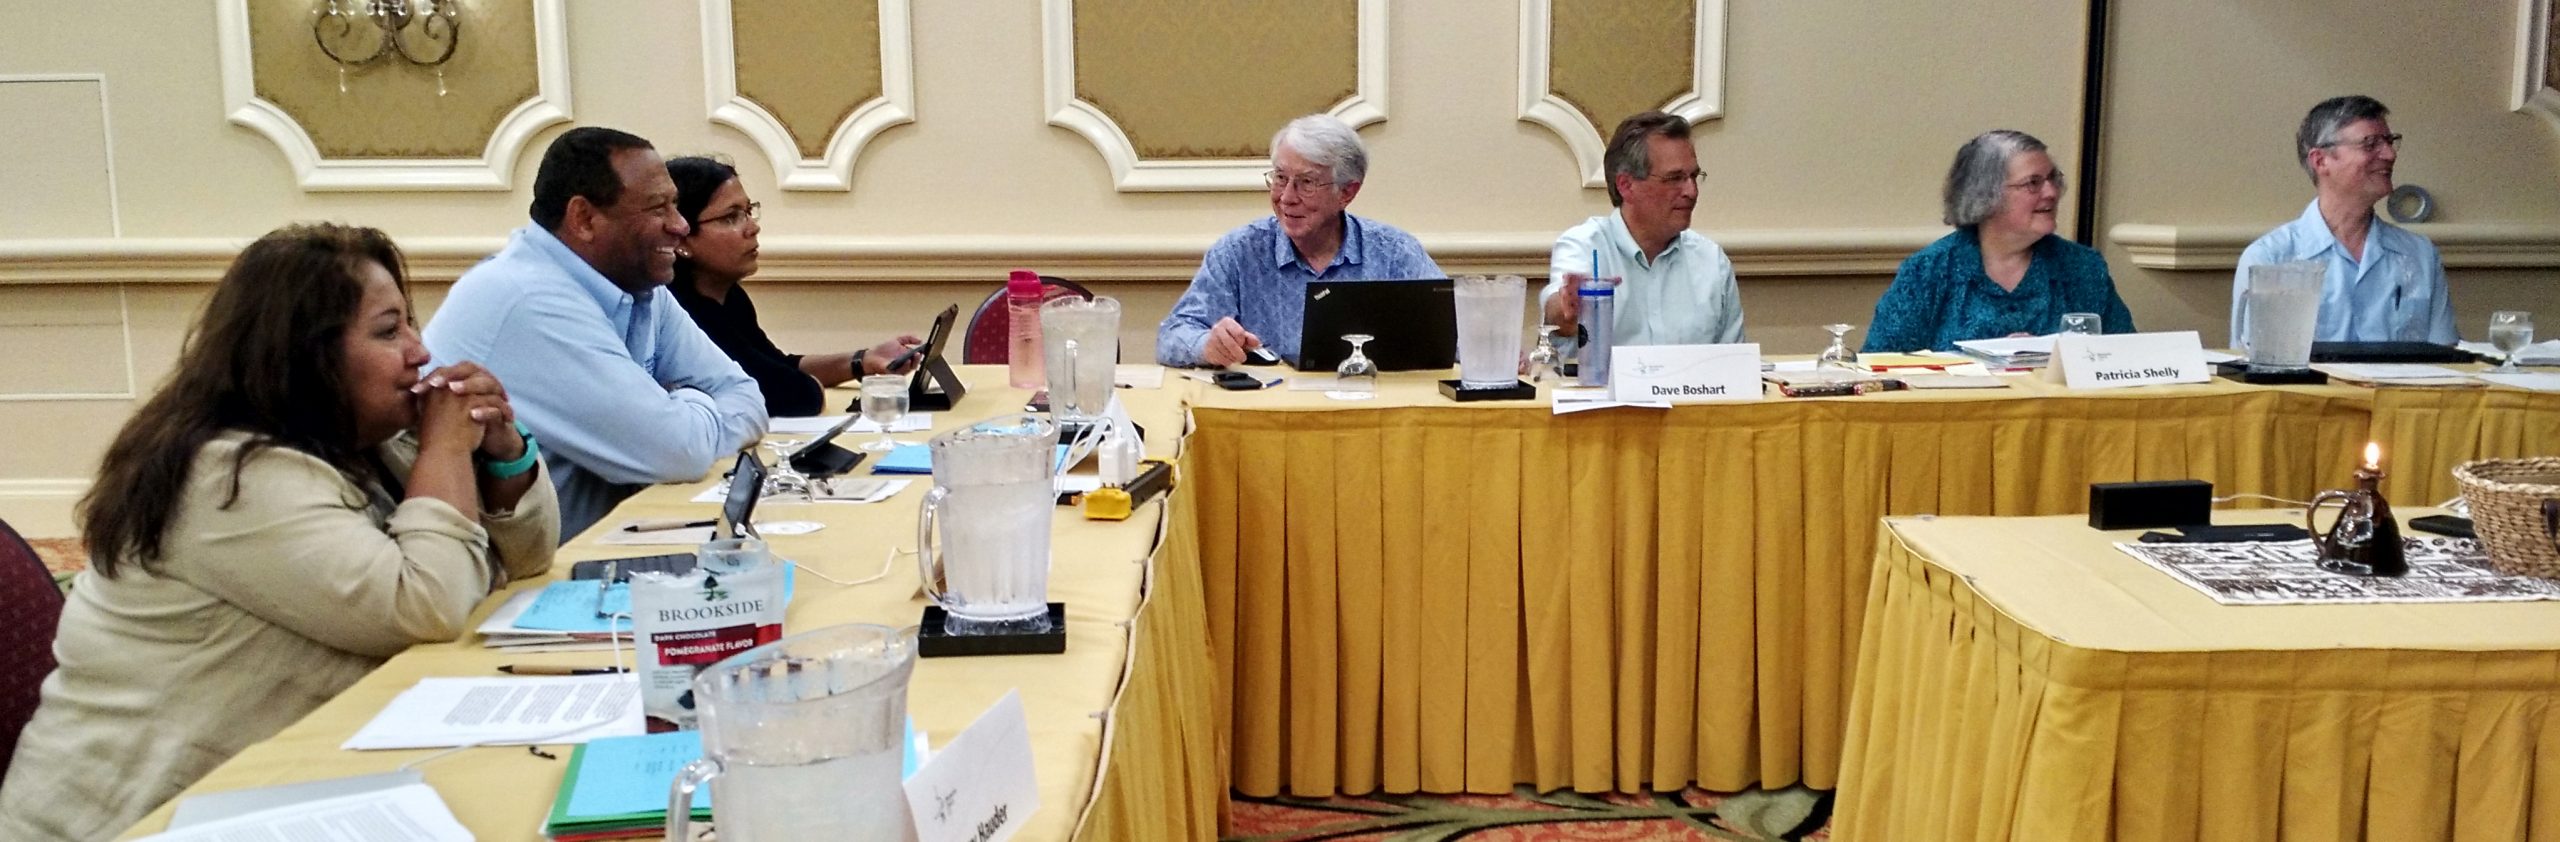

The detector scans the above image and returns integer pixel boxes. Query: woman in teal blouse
[1861,130,2135,352]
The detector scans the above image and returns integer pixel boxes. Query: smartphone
[1212,371,1265,391]
[881,343,925,372]
[2408,514,2476,539]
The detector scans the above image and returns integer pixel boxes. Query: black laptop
[1294,278,1459,372]
[2308,341,2478,364]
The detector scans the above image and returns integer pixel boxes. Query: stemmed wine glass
[1816,323,1861,381]
[1331,334,1377,399]
[1528,325,1561,384]
[2060,312,2102,336]
[857,374,910,451]
[2490,311,2535,373]
[761,439,812,502]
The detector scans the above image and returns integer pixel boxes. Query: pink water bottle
[1006,269,1046,388]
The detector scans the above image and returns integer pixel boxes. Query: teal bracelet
[477,421,541,479]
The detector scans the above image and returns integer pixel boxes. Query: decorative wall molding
[1041,0,1389,192]
[2518,0,2560,133]
[2109,222,2560,270]
[702,0,914,192]
[214,0,572,191]
[0,74,121,237]
[0,286,137,402]
[1518,0,1727,188]
[0,478,90,537]
[0,228,1945,285]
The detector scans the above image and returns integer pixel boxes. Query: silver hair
[1270,114,1368,187]
[2294,95,2390,186]
[1942,129,2053,228]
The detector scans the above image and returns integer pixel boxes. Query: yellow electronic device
[1079,458,1175,521]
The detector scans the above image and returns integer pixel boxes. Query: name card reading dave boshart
[2046,331,2210,390]
[1609,343,1765,403]
[905,689,1038,842]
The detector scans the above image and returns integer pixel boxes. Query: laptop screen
[1295,278,1459,372]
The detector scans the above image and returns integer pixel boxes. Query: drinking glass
[1332,334,1377,399]
[2060,312,2102,336]
[1528,325,1561,384]
[1816,323,1861,380]
[857,374,909,452]
[759,440,811,502]
[2491,310,2535,373]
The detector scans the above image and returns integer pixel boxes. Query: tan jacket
[0,431,557,841]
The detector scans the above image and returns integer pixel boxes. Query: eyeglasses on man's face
[1642,169,1706,187]
[1264,170,1338,196]
[2320,133,2403,156]
[700,201,761,229]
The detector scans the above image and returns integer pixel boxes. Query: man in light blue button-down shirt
[1540,111,1744,352]
[1157,115,1442,367]
[425,128,767,540]
[2232,96,2456,346]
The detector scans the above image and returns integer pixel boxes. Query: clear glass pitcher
[1453,274,1526,388]
[1039,296,1120,424]
[916,414,1059,634]
[667,623,920,842]
[2242,260,2325,372]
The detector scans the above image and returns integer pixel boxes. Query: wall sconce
[313,0,462,94]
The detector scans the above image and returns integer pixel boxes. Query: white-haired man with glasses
[2231,95,2455,345]
[1156,114,1442,367]
[1541,111,1744,351]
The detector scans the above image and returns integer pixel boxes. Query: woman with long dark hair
[665,156,919,416]
[0,223,558,840]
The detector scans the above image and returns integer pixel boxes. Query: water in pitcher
[935,475,1054,624]
[1454,275,1526,388]
[713,753,907,841]
[2243,261,2323,371]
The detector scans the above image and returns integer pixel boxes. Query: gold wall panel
[247,0,539,159]
[1073,0,1357,159]
[733,0,883,161]
[1550,0,1695,136]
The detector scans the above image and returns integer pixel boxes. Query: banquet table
[1182,370,2559,798]
[117,370,1221,841]
[1833,511,2560,841]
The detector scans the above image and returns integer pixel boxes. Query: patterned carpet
[1224,785,1832,841]
[27,537,83,589]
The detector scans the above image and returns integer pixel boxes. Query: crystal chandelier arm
[389,1,462,67]
[312,1,394,67]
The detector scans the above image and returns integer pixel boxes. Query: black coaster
[919,603,1067,657]
[1438,379,1539,401]
[2214,362,2329,385]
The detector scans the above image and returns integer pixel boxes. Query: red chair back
[960,276,1097,364]
[0,519,63,783]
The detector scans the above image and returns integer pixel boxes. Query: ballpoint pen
[497,665,626,676]
[621,518,715,532]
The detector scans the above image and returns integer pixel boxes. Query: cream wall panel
[0,287,130,398]
[0,77,116,239]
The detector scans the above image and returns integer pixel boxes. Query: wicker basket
[2453,457,2560,579]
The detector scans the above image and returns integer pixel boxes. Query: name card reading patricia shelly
[1609,343,1763,404]
[2048,331,2209,390]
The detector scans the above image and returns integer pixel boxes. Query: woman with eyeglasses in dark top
[665,156,920,417]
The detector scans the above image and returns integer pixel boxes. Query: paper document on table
[771,414,935,434]
[1550,386,1671,414]
[2312,363,2478,386]
[342,674,643,750]
[2477,373,2560,392]
[2462,339,2560,365]
[1114,364,1166,389]
[1952,336,2053,368]
[137,783,469,842]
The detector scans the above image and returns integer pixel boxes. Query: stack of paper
[342,674,644,750]
[142,783,470,842]
[2461,339,2560,366]
[543,724,926,840]
[2312,363,2480,386]
[1952,336,2052,369]
[1860,351,1979,371]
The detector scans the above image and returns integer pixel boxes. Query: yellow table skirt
[1836,514,2560,841]
[1189,375,2378,797]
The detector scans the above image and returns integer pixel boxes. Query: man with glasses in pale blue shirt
[1541,111,1744,351]
[2231,95,2456,345]
[425,127,767,540]
[1156,114,1442,367]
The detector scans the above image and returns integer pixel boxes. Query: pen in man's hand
[622,518,715,532]
[497,665,625,676]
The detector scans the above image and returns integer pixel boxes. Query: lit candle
[2363,441,2381,471]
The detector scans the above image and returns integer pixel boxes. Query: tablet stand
[908,354,967,411]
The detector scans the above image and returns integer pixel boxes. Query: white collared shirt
[1541,211,1745,350]
[2231,198,2456,344]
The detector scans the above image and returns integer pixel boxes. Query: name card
[1609,343,1764,403]
[905,690,1038,842]
[2046,331,2210,390]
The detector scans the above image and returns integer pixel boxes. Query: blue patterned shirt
[1861,229,2135,352]
[1155,213,1442,366]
